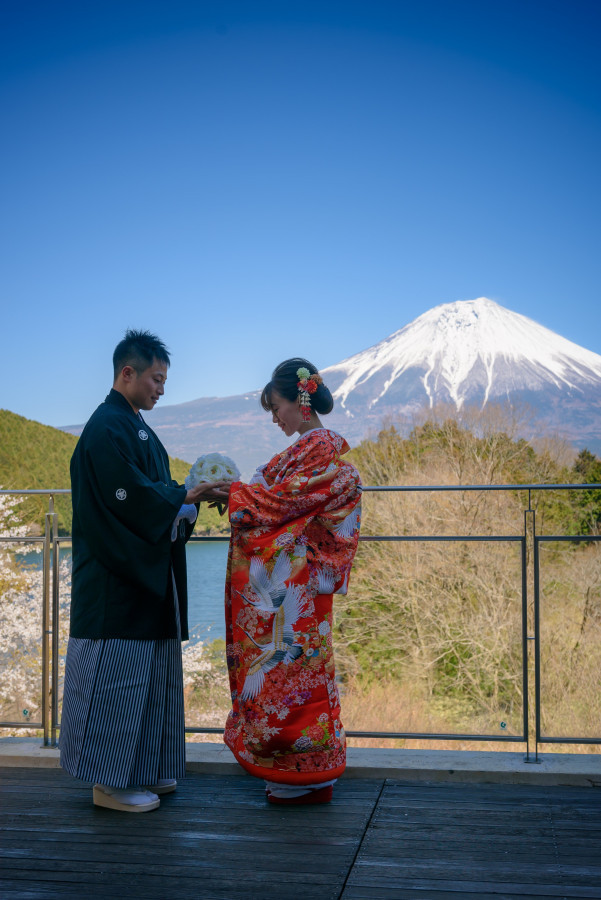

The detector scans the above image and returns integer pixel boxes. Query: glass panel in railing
[538,538,601,744]
[0,538,45,730]
[55,541,72,728]
[359,485,526,539]
[336,538,525,748]
[182,540,230,737]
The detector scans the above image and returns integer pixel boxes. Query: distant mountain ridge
[62,298,601,474]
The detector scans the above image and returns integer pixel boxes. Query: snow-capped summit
[323,297,601,415]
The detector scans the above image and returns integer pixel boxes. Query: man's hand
[185,480,232,506]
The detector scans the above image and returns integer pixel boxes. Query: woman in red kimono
[224,358,361,804]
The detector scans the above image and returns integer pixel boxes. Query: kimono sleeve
[84,423,186,545]
[228,442,360,529]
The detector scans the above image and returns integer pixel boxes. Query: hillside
[0,409,225,535]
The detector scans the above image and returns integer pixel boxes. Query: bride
[223,358,361,804]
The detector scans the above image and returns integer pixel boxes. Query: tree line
[335,406,601,742]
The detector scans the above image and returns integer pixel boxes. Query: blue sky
[1,0,600,427]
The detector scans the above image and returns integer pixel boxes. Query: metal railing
[1,484,600,760]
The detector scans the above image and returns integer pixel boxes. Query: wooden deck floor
[1,768,601,899]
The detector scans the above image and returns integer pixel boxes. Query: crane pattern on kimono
[331,504,361,539]
[246,552,292,611]
[240,579,306,701]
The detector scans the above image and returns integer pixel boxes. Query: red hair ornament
[296,367,323,422]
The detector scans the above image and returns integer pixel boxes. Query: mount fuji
[64,298,601,474]
[322,297,601,441]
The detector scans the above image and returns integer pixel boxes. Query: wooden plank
[342,888,589,900]
[0,841,351,874]
[0,825,359,849]
[342,874,601,897]
[0,881,335,900]
[349,860,601,887]
[0,873,344,900]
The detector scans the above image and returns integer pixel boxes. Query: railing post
[50,496,60,747]
[532,519,541,762]
[42,500,52,746]
[41,495,59,747]
[523,494,540,763]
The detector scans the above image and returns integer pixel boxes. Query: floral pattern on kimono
[224,428,361,784]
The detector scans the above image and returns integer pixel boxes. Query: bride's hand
[205,480,233,504]
[185,480,233,505]
[207,480,234,514]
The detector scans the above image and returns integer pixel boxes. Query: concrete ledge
[0,738,60,768]
[345,747,601,787]
[2,737,601,787]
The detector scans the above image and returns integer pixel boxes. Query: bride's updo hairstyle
[261,358,334,416]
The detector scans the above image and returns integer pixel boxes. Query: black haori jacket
[69,389,192,640]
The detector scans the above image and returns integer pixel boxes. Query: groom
[59,329,229,812]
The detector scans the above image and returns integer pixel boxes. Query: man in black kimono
[60,329,229,812]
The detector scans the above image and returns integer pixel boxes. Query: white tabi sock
[264,778,337,799]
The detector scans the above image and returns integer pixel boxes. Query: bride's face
[269,390,304,437]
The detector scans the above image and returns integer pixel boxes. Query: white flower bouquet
[185,453,240,489]
[185,452,240,516]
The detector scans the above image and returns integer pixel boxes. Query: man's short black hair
[112,329,171,380]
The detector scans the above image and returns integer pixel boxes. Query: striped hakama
[59,637,185,788]
[60,580,185,789]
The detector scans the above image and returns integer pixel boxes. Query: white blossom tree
[0,491,70,732]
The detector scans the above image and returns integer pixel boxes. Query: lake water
[186,540,229,641]
[16,540,230,643]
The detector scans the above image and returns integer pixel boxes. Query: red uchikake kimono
[224,428,362,785]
